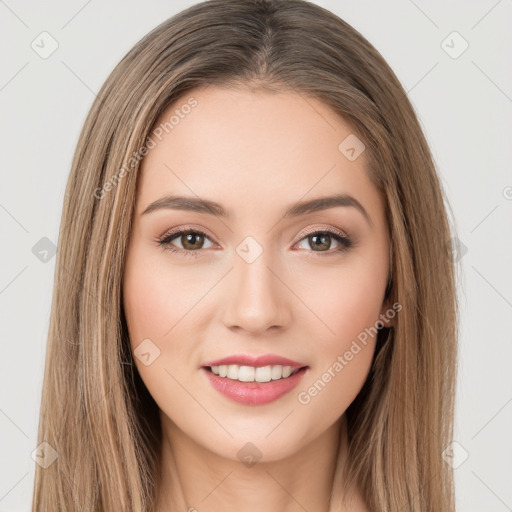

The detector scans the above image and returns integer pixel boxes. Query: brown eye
[158,229,214,256]
[296,229,353,254]
[180,232,206,250]
[308,233,331,251]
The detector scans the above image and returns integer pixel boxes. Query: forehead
[136,86,385,225]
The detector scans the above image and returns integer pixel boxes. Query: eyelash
[156,226,354,259]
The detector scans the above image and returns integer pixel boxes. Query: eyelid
[158,224,350,243]
[294,224,350,243]
[156,224,354,256]
[158,224,219,244]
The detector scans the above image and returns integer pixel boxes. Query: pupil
[311,234,329,250]
[184,233,202,249]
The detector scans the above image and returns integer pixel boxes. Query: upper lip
[202,354,307,370]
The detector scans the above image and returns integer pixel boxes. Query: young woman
[31,0,459,510]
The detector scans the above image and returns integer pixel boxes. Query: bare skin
[123,85,392,511]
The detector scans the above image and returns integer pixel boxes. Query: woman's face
[123,85,392,462]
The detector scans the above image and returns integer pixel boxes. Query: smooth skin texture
[123,85,393,512]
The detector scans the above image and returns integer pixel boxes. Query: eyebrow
[141,193,373,227]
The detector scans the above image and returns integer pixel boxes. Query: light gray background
[1,1,511,510]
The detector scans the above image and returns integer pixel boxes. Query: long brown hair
[31,0,460,510]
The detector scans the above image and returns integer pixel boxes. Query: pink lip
[202,353,306,370]
[202,366,308,406]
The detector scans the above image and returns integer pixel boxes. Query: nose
[221,243,292,334]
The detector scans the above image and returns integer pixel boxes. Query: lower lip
[202,367,308,405]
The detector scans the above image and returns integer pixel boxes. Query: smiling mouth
[206,364,305,383]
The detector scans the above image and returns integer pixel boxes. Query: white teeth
[209,364,298,382]
[271,365,282,380]
[227,365,239,379]
[282,366,292,378]
[255,366,272,382]
[238,366,255,382]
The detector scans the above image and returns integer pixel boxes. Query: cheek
[292,260,382,419]
[123,270,166,346]
[122,264,190,423]
[122,253,208,404]
[300,258,384,348]
[123,254,202,345]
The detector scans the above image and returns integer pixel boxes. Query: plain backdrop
[1,1,511,510]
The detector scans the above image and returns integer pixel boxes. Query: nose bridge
[223,235,289,332]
